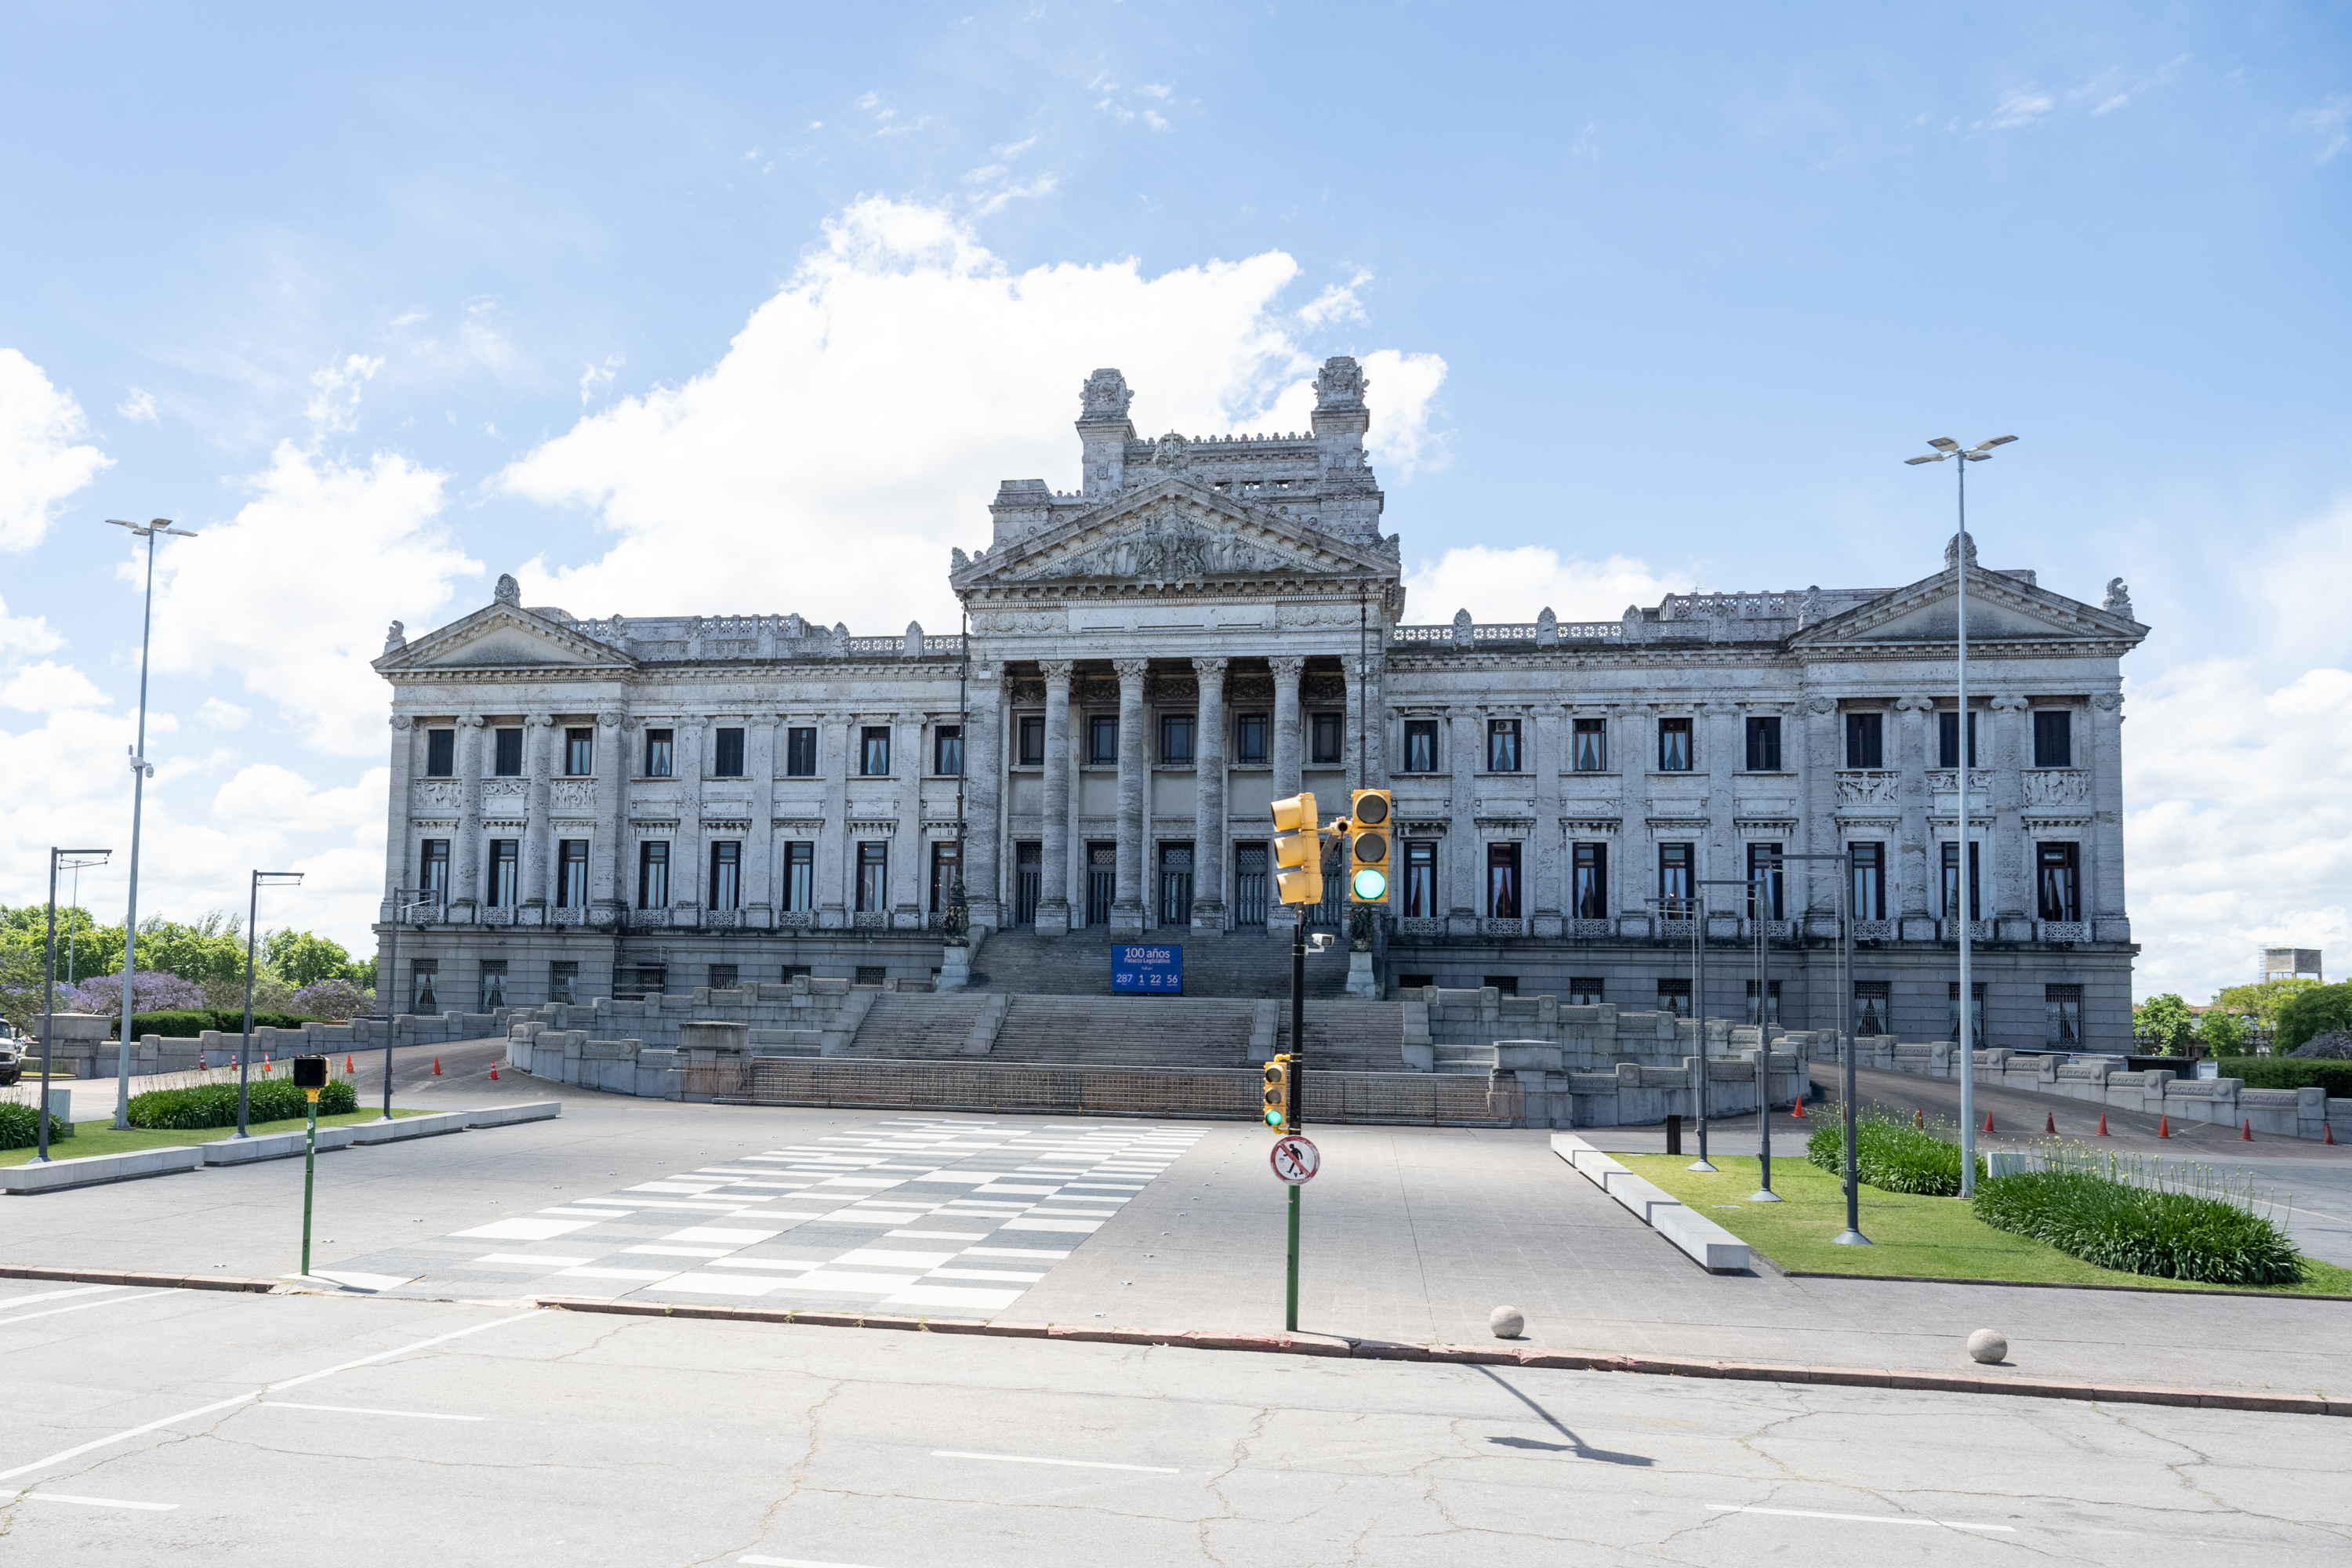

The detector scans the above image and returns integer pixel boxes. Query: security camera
[1308,933,1336,953]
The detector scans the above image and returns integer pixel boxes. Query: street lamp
[234,870,305,1138]
[376,885,432,1121]
[35,848,112,1162]
[104,517,198,1131]
[1697,877,1776,1197]
[1902,436,2015,1196]
[1772,851,1864,1243]
[1644,894,1711,1170]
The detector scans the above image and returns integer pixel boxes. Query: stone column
[1800,695,1839,929]
[1611,704,1639,925]
[1191,656,1228,929]
[1531,706,1563,935]
[1271,655,1307,929]
[1703,702,1738,900]
[594,712,624,912]
[674,718,706,913]
[524,713,554,909]
[384,715,415,912]
[1111,659,1149,931]
[1894,695,1934,931]
[1449,706,1480,923]
[747,716,778,925]
[820,712,851,928]
[1988,695,2031,927]
[894,710,924,925]
[1036,661,1074,935]
[453,714,485,908]
[2089,693,2127,940]
[965,662,1004,931]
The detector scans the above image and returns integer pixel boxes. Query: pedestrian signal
[1270,792,1322,905]
[1348,789,1392,902]
[1261,1055,1290,1128]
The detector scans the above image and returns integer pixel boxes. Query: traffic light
[1270,792,1322,905]
[1261,1054,1290,1128]
[1348,789,1392,902]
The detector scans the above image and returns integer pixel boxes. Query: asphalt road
[3,1280,2344,1568]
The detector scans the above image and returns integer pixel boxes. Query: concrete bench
[202,1125,361,1165]
[465,1101,562,1129]
[1550,1133,1750,1275]
[2,1145,205,1194]
[347,1110,472,1144]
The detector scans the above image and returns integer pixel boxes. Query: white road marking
[472,1254,597,1268]
[933,1449,1178,1474]
[661,1226,781,1244]
[0,1283,130,1308]
[0,1309,542,1485]
[962,1247,1069,1259]
[831,1248,957,1269]
[1707,1504,2014,1532]
[0,1290,161,1330]
[885,1229,990,1240]
[8,1490,176,1511]
[259,1402,485,1421]
[555,1267,681,1281]
[739,1555,887,1567]
[708,1258,824,1271]
[455,1218,597,1241]
[625,1245,732,1258]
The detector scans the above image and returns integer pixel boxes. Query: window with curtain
[709,841,741,910]
[1572,718,1606,771]
[1572,842,1607,919]
[1657,717,1692,771]
[1849,842,1886,920]
[1403,720,1438,772]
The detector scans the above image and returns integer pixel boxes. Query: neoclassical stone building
[375,358,2146,1047]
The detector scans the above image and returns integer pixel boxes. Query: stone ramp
[972,926,1352,999]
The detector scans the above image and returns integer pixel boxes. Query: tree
[2277,983,2352,1052]
[0,946,50,1035]
[2210,978,2321,1029]
[2136,993,2197,1054]
[264,929,358,988]
[2198,1011,2249,1055]
[134,913,249,987]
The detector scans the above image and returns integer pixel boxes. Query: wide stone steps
[1278,1000,1410,1073]
[972,927,1352,1000]
[845,993,991,1058]
[990,996,1259,1068]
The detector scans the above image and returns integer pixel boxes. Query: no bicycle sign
[1269,1134,1320,1185]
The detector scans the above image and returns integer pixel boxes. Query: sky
[1,2,2346,1000]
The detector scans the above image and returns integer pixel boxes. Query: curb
[532,1296,2348,1418]
[2,1264,278,1294]
[1780,1269,2352,1303]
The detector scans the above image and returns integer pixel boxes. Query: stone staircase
[1275,1000,1412,1073]
[971,926,1353,1000]
[989,996,1261,1068]
[844,992,994,1058]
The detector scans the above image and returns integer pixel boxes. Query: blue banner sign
[1112,943,1182,995]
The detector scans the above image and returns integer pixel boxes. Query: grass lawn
[1622,1153,2352,1298]
[1,1107,428,1167]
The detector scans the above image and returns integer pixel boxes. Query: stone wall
[1873,1043,2351,1143]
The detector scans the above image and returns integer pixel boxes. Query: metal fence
[694,1058,1523,1127]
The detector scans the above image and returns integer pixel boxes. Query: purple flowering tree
[67,970,206,1017]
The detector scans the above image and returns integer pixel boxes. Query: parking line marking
[9,1490,176,1511]
[933,1449,1178,1474]
[0,1290,158,1330]
[1707,1504,2014,1531]
[260,1402,485,1421]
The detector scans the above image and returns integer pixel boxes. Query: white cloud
[1359,349,1451,480]
[304,354,386,437]
[198,696,250,730]
[993,134,1040,159]
[2293,96,2350,163]
[1298,270,1372,328]
[2093,93,2129,116]
[143,442,478,755]
[0,348,111,551]
[498,196,1446,634]
[0,595,64,656]
[212,762,387,836]
[1402,545,1694,626]
[969,174,1059,218]
[0,660,111,713]
[1990,88,2053,129]
[118,387,159,424]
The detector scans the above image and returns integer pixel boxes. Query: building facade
[376,358,2146,1047]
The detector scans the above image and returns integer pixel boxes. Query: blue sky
[2,2,2345,998]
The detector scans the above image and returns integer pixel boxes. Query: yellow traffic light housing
[1261,1055,1290,1128]
[1270,792,1323,905]
[1348,789,1392,902]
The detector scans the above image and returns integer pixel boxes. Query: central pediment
[953,475,1397,595]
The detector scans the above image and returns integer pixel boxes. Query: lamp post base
[1685,1158,1718,1173]
[1831,1229,1874,1246]
[1746,1189,1784,1203]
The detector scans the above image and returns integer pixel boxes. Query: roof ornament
[1943,530,1978,569]
[1152,430,1190,472]
[383,619,406,654]
[494,572,522,606]
[1080,368,1133,421]
[2103,577,2134,618]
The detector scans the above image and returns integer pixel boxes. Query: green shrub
[2276,982,2352,1052]
[0,1102,73,1149]
[127,1078,357,1129]
[2212,1057,2352,1099]
[1973,1157,2303,1286]
[1805,1108,1984,1196]
[111,1009,319,1040]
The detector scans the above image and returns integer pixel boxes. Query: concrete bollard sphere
[1489,1305,1526,1339]
[1965,1329,2008,1365]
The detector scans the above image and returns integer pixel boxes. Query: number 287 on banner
[1269,1134,1320,1185]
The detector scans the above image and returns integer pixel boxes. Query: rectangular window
[1744,716,1781,771]
[1657,978,1690,1018]
[1234,841,1269,927]
[861,726,891,776]
[1572,717,1607,772]
[419,838,450,902]
[493,727,523,776]
[2033,710,2073,768]
[637,840,670,909]
[1158,841,1194,927]
[1940,840,1982,923]
[1567,978,1605,1006]
[782,842,814,912]
[1486,842,1522,919]
[549,960,578,1004]
[1235,713,1269,765]
[410,958,438,1012]
[1487,718,1521,772]
[1854,980,1890,1036]
[1949,981,1987,1044]
[644,728,673,777]
[856,842,888,912]
[1085,842,1116,927]
[1572,842,1607,920]
[1747,841,1784,920]
[1160,713,1195,766]
[855,966,887,987]
[425,728,455,777]
[1016,716,1045,767]
[1403,840,1438,918]
[478,960,506,1011]
[488,838,519,908]
[1849,842,1886,921]
[1087,714,1119,767]
[1846,712,1884,769]
[564,727,593,775]
[786,726,818,777]
[624,965,666,999]
[779,964,811,983]
[713,727,745,777]
[2045,983,2084,1046]
[1938,710,1979,769]
[557,840,589,908]
[1658,842,1693,909]
[1403,719,1439,773]
[934,724,963,776]
[931,841,961,913]
[1657,717,1693,772]
[708,964,739,992]
[2037,841,2082,922]
[709,841,741,910]
[1310,712,1344,766]
[1746,979,1781,1025]
[1483,976,1519,996]
[1014,840,1042,924]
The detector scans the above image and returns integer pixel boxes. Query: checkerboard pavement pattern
[327,1117,1203,1314]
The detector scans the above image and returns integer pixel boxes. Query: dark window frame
[1160,713,1196,767]
[1234,712,1270,766]
[644,728,674,778]
[1087,714,1119,767]
[1846,712,1885,770]
[487,838,519,908]
[934,724,964,777]
[1403,719,1439,773]
[860,725,892,777]
[1572,841,1608,920]
[1744,716,1782,771]
[1309,711,1345,767]
[492,726,524,777]
[425,729,455,778]
[712,727,746,778]
[709,840,742,910]
[1938,710,1980,769]
[1747,841,1784,920]
[637,840,670,909]
[1015,715,1046,768]
[556,839,589,908]
[1849,841,1886,920]
[1486,717,1521,773]
[786,726,818,777]
[2033,710,2074,768]
[1403,840,1438,917]
[781,841,815,912]
[1658,841,1693,908]
[564,727,593,776]
[419,838,450,902]
[1941,840,1982,922]
[1572,718,1607,772]
[1486,841,1522,919]
[1657,717,1693,772]
[2037,840,2082,921]
[855,841,889,912]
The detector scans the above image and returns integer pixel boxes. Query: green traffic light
[1351,867,1388,900]
[1265,1109,1283,1127]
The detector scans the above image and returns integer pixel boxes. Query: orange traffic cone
[1792,1093,1805,1119]
[345,1054,355,1074]
[263,1055,272,1075]
[2158,1114,2169,1138]
[2326,1123,2338,1145]
[2045,1112,2056,1134]
[1983,1113,1996,1134]
[432,1056,442,1076]
[488,1064,499,1081]
[2097,1114,2109,1137]
[1915,1107,1926,1129]
[2241,1118,2253,1142]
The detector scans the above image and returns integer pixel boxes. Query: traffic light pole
[1287,912,1305,1332]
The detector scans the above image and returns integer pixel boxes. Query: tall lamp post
[1645,895,1710,1170]
[1775,851,1863,1243]
[235,870,306,1138]
[376,886,430,1121]
[104,517,199,1130]
[1903,437,2015,1196]
[35,848,112,1162]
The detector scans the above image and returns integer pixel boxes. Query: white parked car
[0,1022,21,1087]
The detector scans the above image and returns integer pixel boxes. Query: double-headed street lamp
[234,870,306,1138]
[105,517,198,1131]
[35,848,113,1163]
[1902,436,2015,1197]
